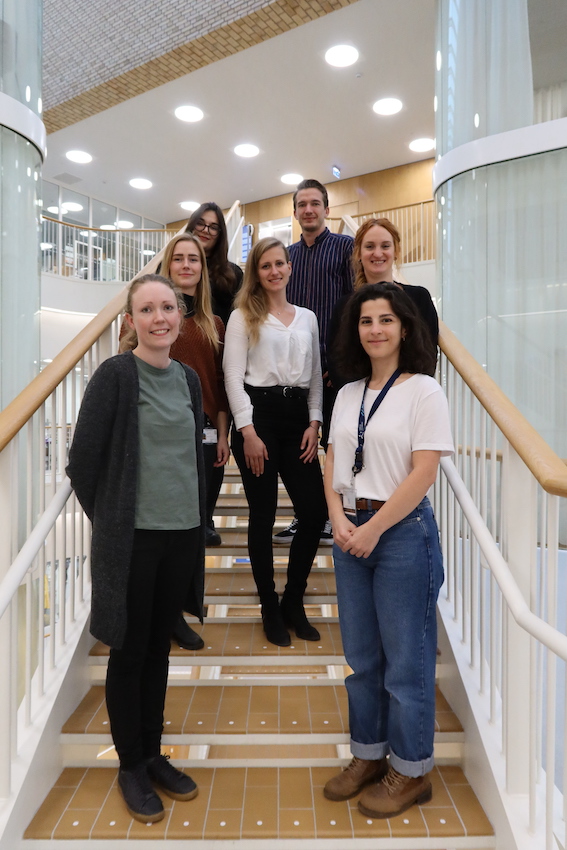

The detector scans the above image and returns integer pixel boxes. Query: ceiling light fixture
[40,243,53,250]
[66,150,92,164]
[281,173,303,185]
[61,202,83,212]
[373,98,402,116]
[325,45,359,67]
[129,178,152,189]
[409,137,436,152]
[175,105,204,123]
[234,144,259,158]
[143,250,156,256]
[180,201,200,211]
[115,220,134,229]
[46,206,59,214]
[100,224,116,230]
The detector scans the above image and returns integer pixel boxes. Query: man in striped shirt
[274,179,354,544]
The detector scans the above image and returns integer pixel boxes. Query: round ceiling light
[66,150,92,164]
[143,249,156,256]
[234,144,259,158]
[325,45,359,67]
[100,224,116,230]
[46,205,59,214]
[373,98,403,116]
[281,173,303,185]
[180,201,200,211]
[129,178,152,189]
[115,220,134,229]
[175,105,204,123]
[61,202,83,213]
[40,242,53,250]
[409,137,436,152]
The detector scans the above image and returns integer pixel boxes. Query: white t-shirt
[223,306,323,430]
[328,374,454,501]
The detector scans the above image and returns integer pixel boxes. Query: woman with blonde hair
[328,218,438,388]
[223,237,327,646]
[67,274,205,822]
[160,232,230,650]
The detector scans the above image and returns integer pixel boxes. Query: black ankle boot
[172,614,205,650]
[280,595,320,641]
[260,597,291,646]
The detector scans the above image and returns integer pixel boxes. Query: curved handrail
[441,456,567,660]
[439,320,567,497]
[41,214,178,233]
[0,222,188,453]
[224,200,241,227]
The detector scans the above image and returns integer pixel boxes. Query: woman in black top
[328,218,438,387]
[186,202,243,326]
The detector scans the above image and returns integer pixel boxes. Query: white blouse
[223,306,323,430]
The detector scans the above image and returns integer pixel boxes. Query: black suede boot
[172,614,205,650]
[260,595,291,646]
[280,594,320,641]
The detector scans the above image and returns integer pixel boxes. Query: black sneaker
[118,764,164,823]
[320,519,333,544]
[146,754,198,801]
[272,518,298,543]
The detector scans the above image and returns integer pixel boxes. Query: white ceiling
[41,0,436,222]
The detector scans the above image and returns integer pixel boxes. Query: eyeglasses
[194,218,220,236]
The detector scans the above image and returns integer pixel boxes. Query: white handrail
[441,456,567,659]
[0,478,73,621]
[224,199,241,227]
[228,215,244,254]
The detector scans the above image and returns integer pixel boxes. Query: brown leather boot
[323,757,388,801]
[358,766,432,818]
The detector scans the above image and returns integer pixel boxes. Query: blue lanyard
[352,369,401,476]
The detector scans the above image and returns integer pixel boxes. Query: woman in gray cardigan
[67,274,206,824]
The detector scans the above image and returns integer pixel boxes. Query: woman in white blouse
[224,237,327,646]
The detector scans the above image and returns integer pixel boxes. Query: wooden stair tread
[24,765,493,844]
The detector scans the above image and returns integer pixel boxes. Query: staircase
[23,461,494,847]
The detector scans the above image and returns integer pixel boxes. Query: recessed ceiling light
[40,243,53,250]
[61,202,83,212]
[175,105,204,123]
[325,45,359,67]
[180,201,200,211]
[281,173,303,185]
[79,231,91,237]
[409,137,436,152]
[373,98,402,116]
[100,224,116,230]
[66,150,92,164]
[115,220,134,229]
[143,249,156,256]
[129,178,152,189]
[234,144,259,158]
[46,205,59,214]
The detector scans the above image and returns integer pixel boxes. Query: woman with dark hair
[223,237,327,647]
[186,202,243,326]
[328,217,438,388]
[67,274,205,823]
[323,284,453,819]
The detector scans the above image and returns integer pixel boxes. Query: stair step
[204,566,336,603]
[205,526,334,555]
[88,621,346,667]
[215,492,293,516]
[24,764,494,846]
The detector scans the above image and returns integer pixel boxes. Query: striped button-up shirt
[287,228,354,371]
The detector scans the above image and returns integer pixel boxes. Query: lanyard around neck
[352,369,401,476]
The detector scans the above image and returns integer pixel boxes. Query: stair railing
[434,320,567,850]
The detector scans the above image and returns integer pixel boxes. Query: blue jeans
[333,497,443,777]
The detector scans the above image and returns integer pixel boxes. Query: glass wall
[438,148,567,455]
[0,0,42,114]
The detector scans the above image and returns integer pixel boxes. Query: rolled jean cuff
[389,747,434,778]
[350,739,389,760]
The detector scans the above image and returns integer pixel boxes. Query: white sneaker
[320,519,333,544]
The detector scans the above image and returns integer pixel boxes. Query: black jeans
[105,527,200,769]
[231,390,327,602]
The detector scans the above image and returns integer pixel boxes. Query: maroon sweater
[170,315,228,427]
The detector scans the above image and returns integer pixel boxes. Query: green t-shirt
[134,356,200,530]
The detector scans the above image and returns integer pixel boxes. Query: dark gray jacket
[66,351,206,649]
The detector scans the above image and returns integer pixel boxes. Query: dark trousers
[105,527,200,769]
[231,391,327,602]
[203,442,224,527]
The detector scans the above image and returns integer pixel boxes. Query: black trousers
[231,390,327,602]
[203,442,224,527]
[105,527,200,769]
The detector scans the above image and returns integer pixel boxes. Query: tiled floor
[63,684,462,737]
[25,765,493,842]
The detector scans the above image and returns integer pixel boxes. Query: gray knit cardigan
[66,351,206,649]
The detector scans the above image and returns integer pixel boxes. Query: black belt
[244,384,308,399]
